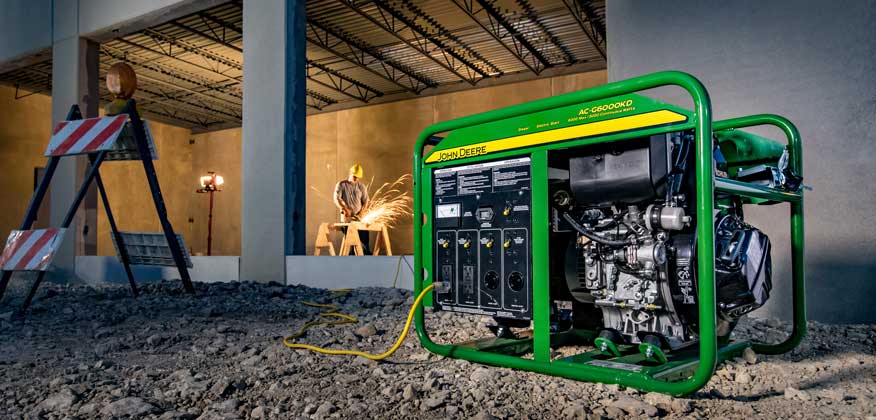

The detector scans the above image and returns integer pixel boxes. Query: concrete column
[50,0,100,278]
[241,0,307,283]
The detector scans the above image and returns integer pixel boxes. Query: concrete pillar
[241,0,307,283]
[50,0,100,278]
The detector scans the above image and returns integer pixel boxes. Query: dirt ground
[0,279,874,419]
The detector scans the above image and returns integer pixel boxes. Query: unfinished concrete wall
[607,0,876,323]
[189,128,242,256]
[0,86,53,236]
[305,112,340,255]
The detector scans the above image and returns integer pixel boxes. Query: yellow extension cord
[283,284,434,361]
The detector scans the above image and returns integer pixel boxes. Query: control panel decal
[432,157,533,320]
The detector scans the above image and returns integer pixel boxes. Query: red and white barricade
[0,102,194,311]
[0,228,66,271]
[45,115,158,160]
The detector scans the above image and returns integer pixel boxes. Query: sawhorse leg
[21,150,108,312]
[94,169,138,297]
[314,223,336,256]
[0,157,60,300]
[0,107,81,301]
[127,107,194,294]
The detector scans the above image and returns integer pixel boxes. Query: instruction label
[433,157,531,198]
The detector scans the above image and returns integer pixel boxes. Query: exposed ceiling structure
[0,0,606,133]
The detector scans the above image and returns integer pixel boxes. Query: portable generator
[411,71,805,395]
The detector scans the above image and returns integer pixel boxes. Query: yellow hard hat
[349,164,364,178]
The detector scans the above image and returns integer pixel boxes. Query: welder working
[334,163,371,254]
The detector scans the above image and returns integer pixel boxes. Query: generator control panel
[432,157,532,320]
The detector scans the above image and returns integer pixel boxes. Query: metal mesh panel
[111,231,193,268]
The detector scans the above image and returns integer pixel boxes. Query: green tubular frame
[713,115,806,355]
[412,71,805,395]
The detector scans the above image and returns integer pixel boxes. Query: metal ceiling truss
[0,0,608,130]
[143,28,242,74]
[561,0,607,59]
[306,18,437,94]
[113,38,242,87]
[101,45,242,103]
[515,0,576,63]
[149,14,383,107]
[168,21,242,54]
[100,50,241,125]
[138,101,220,129]
[338,0,500,86]
[197,11,244,45]
[451,0,551,75]
[116,80,238,126]
[306,60,384,103]
[306,89,339,111]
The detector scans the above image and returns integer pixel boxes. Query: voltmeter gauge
[436,203,460,218]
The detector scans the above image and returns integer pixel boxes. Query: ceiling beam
[306,19,436,94]
[305,89,339,110]
[306,60,384,103]
[135,72,241,118]
[397,0,502,76]
[515,0,575,63]
[101,45,242,100]
[306,60,606,115]
[138,106,214,129]
[144,28,243,71]
[112,38,243,86]
[199,11,242,35]
[126,82,241,123]
[561,0,606,59]
[168,21,243,54]
[197,11,243,44]
[337,0,498,85]
[451,0,551,75]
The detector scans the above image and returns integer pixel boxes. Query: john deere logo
[433,145,488,162]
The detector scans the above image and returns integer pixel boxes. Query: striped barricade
[44,115,157,161]
[0,228,67,271]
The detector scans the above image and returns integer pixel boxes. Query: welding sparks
[311,169,413,227]
[358,174,413,227]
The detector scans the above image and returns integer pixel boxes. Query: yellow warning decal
[425,109,688,163]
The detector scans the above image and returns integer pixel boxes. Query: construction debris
[0,280,873,419]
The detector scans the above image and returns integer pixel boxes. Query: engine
[550,132,773,349]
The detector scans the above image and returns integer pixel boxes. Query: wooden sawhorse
[314,222,392,256]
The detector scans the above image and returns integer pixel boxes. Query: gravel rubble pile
[0,279,874,419]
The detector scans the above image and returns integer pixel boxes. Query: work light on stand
[196,172,223,256]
